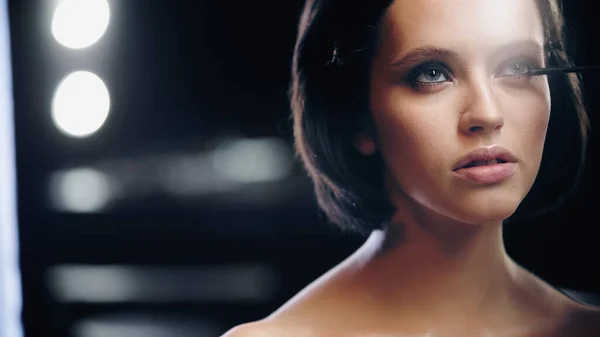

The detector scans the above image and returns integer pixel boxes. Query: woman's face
[363,0,551,224]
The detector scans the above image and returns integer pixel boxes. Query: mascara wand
[527,65,600,76]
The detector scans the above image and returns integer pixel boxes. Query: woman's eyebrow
[492,40,545,59]
[389,40,544,68]
[390,46,458,68]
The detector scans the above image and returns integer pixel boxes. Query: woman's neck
[352,191,522,322]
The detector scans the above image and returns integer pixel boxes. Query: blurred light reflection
[73,314,220,337]
[47,264,278,303]
[47,137,299,212]
[49,167,115,213]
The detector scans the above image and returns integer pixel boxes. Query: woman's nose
[458,81,505,135]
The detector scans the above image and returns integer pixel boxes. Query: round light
[51,0,110,49]
[49,168,114,213]
[52,71,111,138]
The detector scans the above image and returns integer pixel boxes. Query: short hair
[290,0,589,235]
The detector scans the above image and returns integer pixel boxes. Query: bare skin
[222,0,600,335]
[223,231,600,337]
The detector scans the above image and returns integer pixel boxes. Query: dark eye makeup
[403,57,598,91]
[405,61,453,90]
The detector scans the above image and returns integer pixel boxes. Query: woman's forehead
[380,0,545,58]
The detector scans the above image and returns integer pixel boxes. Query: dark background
[7,0,600,336]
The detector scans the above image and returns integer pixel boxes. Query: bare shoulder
[563,305,600,337]
[220,320,325,337]
[220,321,279,337]
[220,261,360,337]
[497,267,600,336]
[548,289,600,337]
[221,322,275,337]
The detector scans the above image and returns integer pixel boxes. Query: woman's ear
[354,133,377,156]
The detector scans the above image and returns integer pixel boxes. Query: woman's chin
[453,202,521,225]
[435,191,524,225]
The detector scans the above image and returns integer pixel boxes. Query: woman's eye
[497,61,535,77]
[415,68,448,83]
[406,62,451,89]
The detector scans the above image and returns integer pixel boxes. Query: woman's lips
[453,145,517,171]
[453,162,517,184]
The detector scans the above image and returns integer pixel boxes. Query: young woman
[224,0,600,335]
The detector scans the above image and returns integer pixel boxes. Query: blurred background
[4,0,600,336]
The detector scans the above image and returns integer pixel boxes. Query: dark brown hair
[291,0,589,235]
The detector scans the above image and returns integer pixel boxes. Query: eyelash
[497,58,542,80]
[405,59,543,90]
[406,61,451,90]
